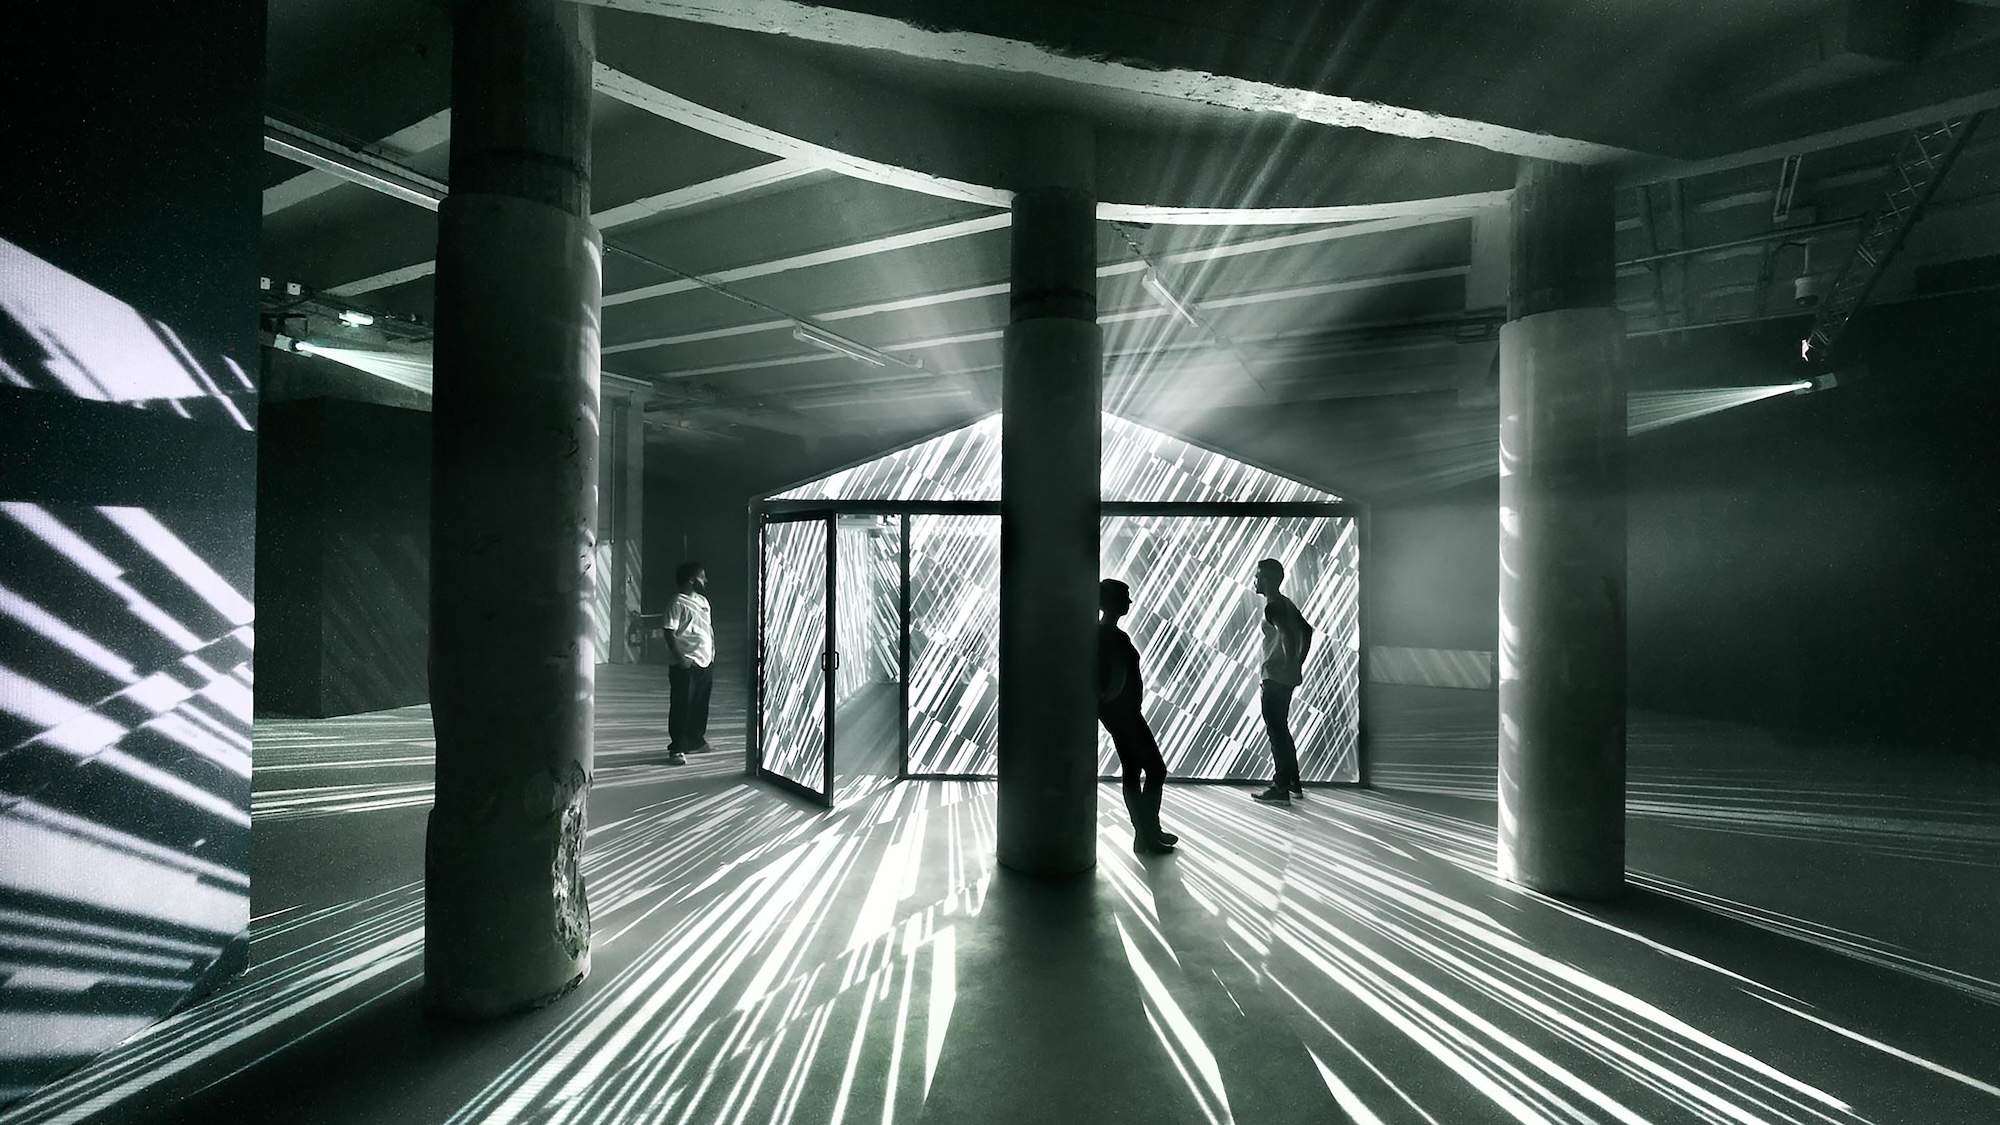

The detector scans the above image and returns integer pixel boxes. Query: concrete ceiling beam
[1635,38,2000,184]
[294,148,829,296]
[603,210,1474,356]
[263,116,448,211]
[591,33,1525,215]
[264,110,452,217]
[620,263,1473,381]
[578,0,1637,164]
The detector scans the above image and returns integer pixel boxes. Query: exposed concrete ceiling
[261,0,2000,499]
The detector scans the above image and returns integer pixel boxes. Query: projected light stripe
[761,521,828,796]
[776,413,1339,503]
[388,782,1978,1122]
[0,239,253,427]
[1,779,822,1125]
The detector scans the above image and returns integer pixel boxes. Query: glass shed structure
[748,413,1366,807]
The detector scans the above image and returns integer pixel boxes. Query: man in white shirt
[664,561,716,765]
[1252,558,1313,805]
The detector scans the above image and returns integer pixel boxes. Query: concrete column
[996,121,1100,877]
[1497,159,1626,899]
[598,388,645,664]
[425,0,601,1017]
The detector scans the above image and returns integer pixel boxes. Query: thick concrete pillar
[599,387,645,664]
[425,0,601,1017]
[1497,159,1626,899]
[996,122,1100,877]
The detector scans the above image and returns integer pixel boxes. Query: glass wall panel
[834,516,903,804]
[760,518,828,796]
[834,517,900,708]
[898,512,1360,784]
[905,514,999,776]
[773,413,1338,503]
[1100,515,1360,783]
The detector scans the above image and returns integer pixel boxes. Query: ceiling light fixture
[792,322,890,368]
[339,309,375,327]
[1141,269,1200,328]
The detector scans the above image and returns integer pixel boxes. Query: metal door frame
[750,507,837,807]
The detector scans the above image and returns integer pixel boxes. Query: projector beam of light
[1626,384,1803,435]
[289,343,435,395]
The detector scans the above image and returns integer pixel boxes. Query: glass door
[758,512,835,805]
[831,515,905,805]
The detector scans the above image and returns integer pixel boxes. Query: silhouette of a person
[1252,558,1313,805]
[1098,579,1179,854]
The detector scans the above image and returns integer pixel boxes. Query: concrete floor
[5,666,1998,1124]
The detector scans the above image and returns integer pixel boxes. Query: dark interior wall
[1366,482,1499,653]
[254,398,431,717]
[644,432,929,649]
[1366,294,2000,749]
[254,401,325,715]
[0,2,265,1104]
[646,467,760,646]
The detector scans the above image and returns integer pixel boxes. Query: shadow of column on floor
[1139,856,1349,1123]
[920,869,1206,1124]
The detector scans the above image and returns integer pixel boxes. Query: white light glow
[1627,384,1804,435]
[1141,269,1200,328]
[289,342,435,395]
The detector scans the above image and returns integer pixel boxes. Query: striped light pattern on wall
[906,515,1000,777]
[900,515,1359,782]
[833,520,899,707]
[1101,516,1360,783]
[768,411,1357,786]
[775,413,1339,504]
[904,516,1360,780]
[1,238,259,1103]
[758,520,828,795]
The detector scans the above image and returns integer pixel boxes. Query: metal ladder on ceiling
[1803,112,1985,363]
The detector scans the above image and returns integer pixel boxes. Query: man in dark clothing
[1098,579,1179,855]
[1252,558,1313,804]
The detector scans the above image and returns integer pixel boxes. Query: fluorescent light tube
[792,323,889,368]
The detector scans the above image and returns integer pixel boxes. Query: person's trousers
[669,663,713,751]
[1261,680,1301,791]
[1101,711,1169,842]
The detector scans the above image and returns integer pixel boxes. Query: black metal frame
[749,506,837,808]
[898,513,912,780]
[749,497,1370,801]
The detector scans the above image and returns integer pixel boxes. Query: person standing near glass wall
[1098,579,1180,855]
[664,561,715,766]
[1252,558,1312,804]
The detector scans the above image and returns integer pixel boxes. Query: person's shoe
[1289,786,1305,799]
[1155,829,1180,847]
[1251,786,1291,804]
[693,740,714,754]
[1133,833,1177,855]
[667,751,688,767]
